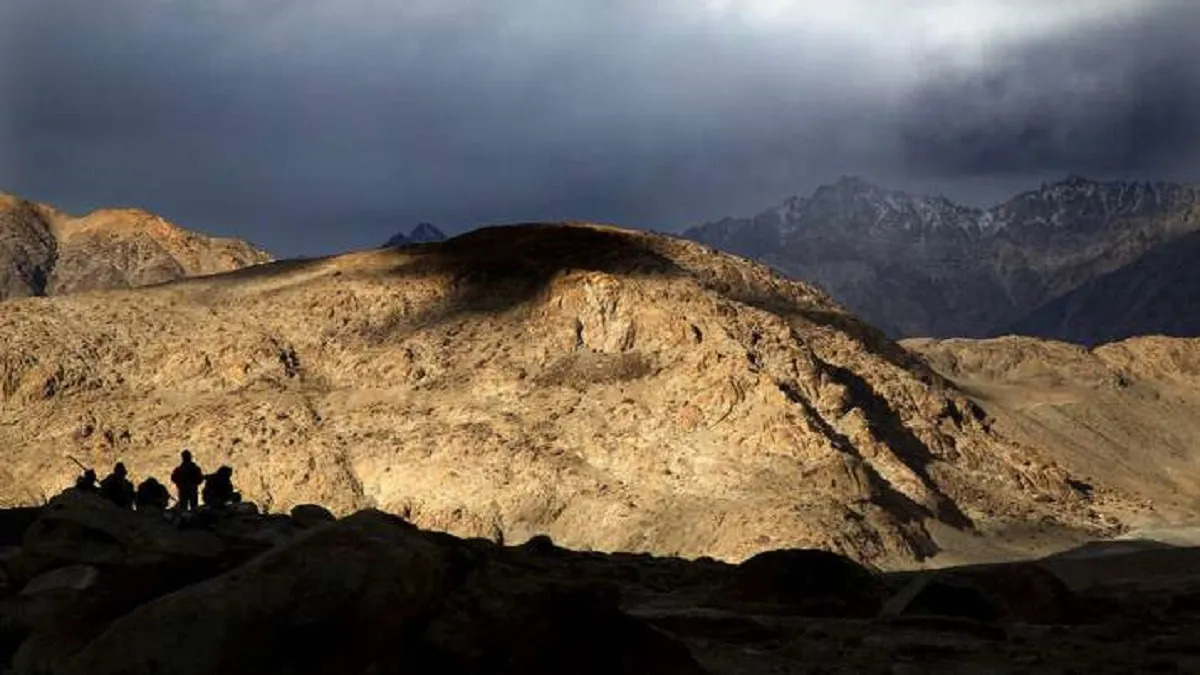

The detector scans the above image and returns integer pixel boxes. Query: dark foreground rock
[0,497,1198,674]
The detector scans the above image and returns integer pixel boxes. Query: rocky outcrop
[0,223,1129,568]
[0,194,59,300]
[0,192,271,301]
[683,176,1200,340]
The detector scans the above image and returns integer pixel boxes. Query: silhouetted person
[74,468,98,492]
[171,450,203,511]
[201,465,239,509]
[135,477,170,511]
[99,463,135,509]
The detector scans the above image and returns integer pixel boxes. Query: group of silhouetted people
[73,450,241,512]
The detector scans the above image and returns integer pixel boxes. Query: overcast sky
[2,1,1198,256]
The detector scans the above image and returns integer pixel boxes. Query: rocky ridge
[683,176,1200,339]
[0,191,272,301]
[0,222,1136,568]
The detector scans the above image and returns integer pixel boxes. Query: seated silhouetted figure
[201,466,239,509]
[135,477,171,511]
[74,468,99,492]
[171,450,204,511]
[99,463,135,509]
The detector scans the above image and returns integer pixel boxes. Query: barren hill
[0,223,1149,567]
[0,191,272,300]
[905,335,1200,529]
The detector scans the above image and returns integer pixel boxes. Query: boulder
[20,565,99,596]
[63,510,451,675]
[422,573,706,675]
[0,507,43,547]
[887,562,1076,624]
[520,534,559,556]
[290,504,336,529]
[706,548,885,617]
[22,492,225,573]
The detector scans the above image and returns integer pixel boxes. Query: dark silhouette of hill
[1,493,1200,674]
[1005,230,1200,346]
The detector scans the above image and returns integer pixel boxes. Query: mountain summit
[0,192,272,301]
[683,176,1200,339]
[384,222,448,247]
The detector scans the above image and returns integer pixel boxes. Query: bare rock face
[0,194,58,299]
[0,223,1141,568]
[0,192,271,301]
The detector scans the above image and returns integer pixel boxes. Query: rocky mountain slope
[0,191,272,301]
[4,491,1200,675]
[1004,230,1200,346]
[683,176,1200,340]
[0,222,1139,569]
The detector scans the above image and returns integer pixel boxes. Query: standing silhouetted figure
[171,450,204,511]
[74,468,99,493]
[201,465,238,509]
[135,477,171,511]
[99,463,135,509]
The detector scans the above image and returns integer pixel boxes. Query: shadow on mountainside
[369,224,689,332]
[3,493,1200,674]
[776,380,943,560]
[821,362,974,530]
[151,222,946,387]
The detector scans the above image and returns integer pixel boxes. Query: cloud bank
[2,0,1197,255]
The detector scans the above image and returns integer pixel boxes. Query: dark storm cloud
[898,1,1200,178]
[1,1,1198,256]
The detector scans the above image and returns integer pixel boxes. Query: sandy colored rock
[0,222,1163,568]
[0,191,271,301]
[905,334,1200,532]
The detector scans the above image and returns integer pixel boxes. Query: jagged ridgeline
[684,176,1200,340]
[0,219,1128,568]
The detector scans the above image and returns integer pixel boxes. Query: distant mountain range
[1007,229,1200,346]
[384,222,447,247]
[682,176,1200,342]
